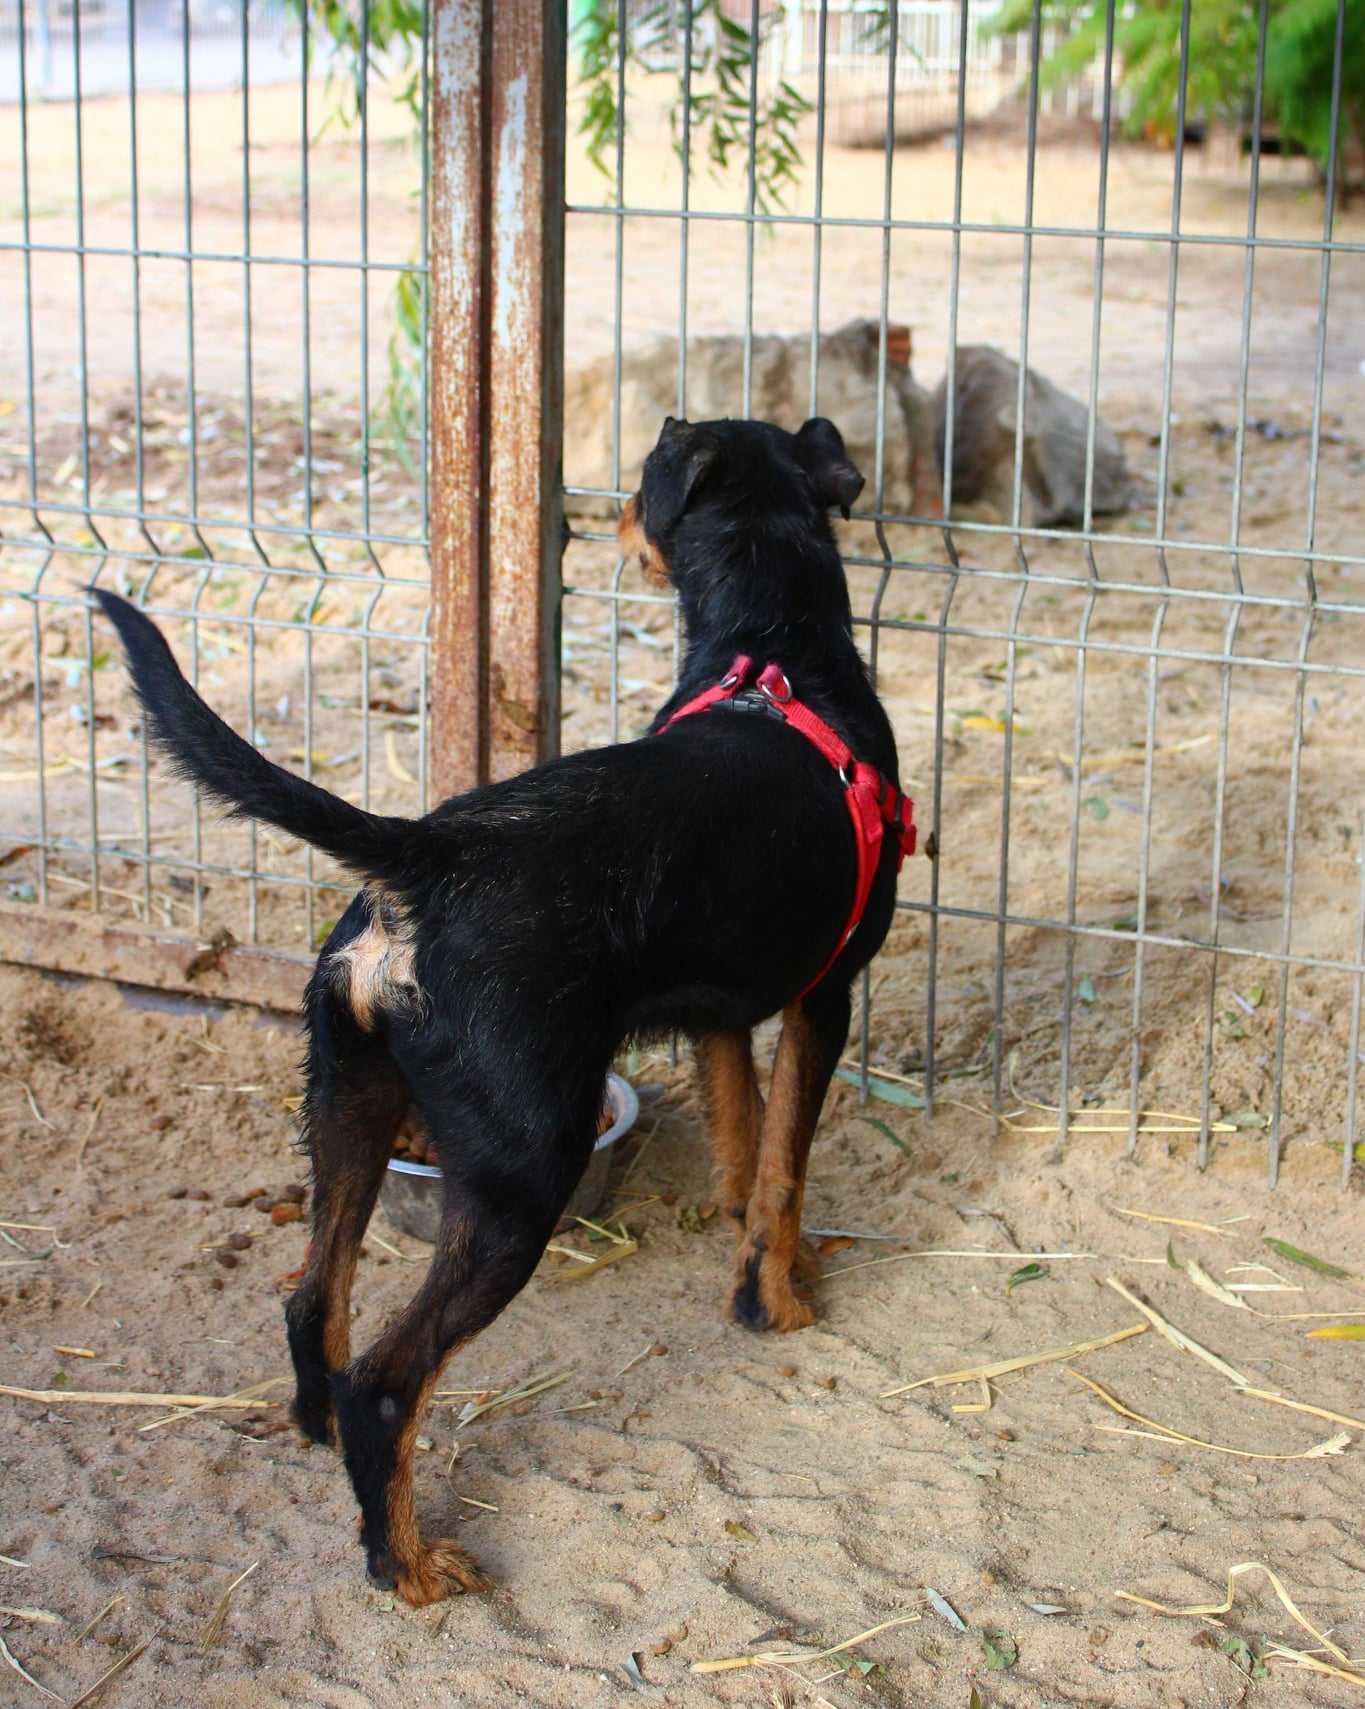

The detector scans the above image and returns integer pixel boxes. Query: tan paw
[730,1241,818,1333]
[394,1540,492,1607]
[758,1276,817,1333]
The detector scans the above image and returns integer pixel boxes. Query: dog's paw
[291,1391,335,1447]
[392,1540,492,1607]
[730,1245,817,1333]
[754,1281,817,1333]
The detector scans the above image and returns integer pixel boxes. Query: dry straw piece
[66,1628,161,1709]
[455,1370,568,1428]
[1235,1388,1365,1432]
[1103,1277,1250,1386]
[0,1630,62,1703]
[1115,1561,1352,1666]
[76,1595,126,1642]
[1180,1259,1364,1323]
[139,1377,288,1432]
[1111,1207,1243,1237]
[827,1248,1096,1281]
[1261,1645,1365,1687]
[1072,1371,1350,1461]
[691,1610,922,1675]
[545,1240,638,1284]
[200,1561,259,1648]
[882,1322,1147,1398]
[0,1383,277,1411]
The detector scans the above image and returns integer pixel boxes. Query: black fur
[97,413,906,1600]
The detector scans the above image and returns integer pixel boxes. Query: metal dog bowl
[378,1072,639,1245]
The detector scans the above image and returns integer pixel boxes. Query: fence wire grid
[2,0,1363,1186]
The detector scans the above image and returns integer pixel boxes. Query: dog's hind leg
[332,1135,578,1605]
[285,980,409,1445]
[696,1029,764,1233]
[729,984,851,1333]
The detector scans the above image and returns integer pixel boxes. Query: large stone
[564,318,941,519]
[931,344,1137,527]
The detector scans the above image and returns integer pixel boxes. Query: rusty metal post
[429,0,565,798]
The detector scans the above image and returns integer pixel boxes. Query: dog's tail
[96,590,415,881]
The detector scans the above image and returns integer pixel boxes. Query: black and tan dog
[96,413,913,1606]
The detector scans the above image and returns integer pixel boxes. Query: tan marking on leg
[732,1003,827,1332]
[319,1223,362,1371]
[327,885,420,1032]
[385,1363,490,1606]
[617,494,671,586]
[369,1216,490,1606]
[696,1030,764,1231]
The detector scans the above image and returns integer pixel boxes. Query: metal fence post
[429,0,566,799]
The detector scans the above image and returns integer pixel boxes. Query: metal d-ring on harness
[659,655,917,996]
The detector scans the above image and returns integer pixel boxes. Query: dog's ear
[795,417,865,519]
[640,416,719,537]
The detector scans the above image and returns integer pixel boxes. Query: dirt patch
[2,966,1364,1708]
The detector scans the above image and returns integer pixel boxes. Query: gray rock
[932,344,1137,527]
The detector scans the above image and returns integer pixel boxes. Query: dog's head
[617,416,864,600]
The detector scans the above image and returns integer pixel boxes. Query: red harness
[661,655,916,996]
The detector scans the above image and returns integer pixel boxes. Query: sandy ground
[2,965,1365,1709]
[2,65,1365,1709]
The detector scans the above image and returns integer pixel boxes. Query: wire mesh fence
[2,0,1362,1183]
[0,0,432,966]
[558,0,1365,1187]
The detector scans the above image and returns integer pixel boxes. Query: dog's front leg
[696,1029,765,1234]
[729,984,851,1332]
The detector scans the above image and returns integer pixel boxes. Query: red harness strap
[660,655,916,997]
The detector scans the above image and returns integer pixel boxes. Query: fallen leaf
[983,1631,1017,1670]
[1222,1109,1268,1130]
[834,1068,925,1109]
[860,1114,909,1154]
[817,1235,855,1257]
[924,1586,966,1632]
[1306,1324,1365,1340]
[1006,1262,1048,1294]
[955,1455,998,1480]
[723,1520,756,1543]
[1265,1237,1355,1279]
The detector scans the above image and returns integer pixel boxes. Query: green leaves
[1265,1237,1356,1280]
[833,1067,926,1109]
[1218,1633,1268,1679]
[1006,1261,1048,1294]
[859,1115,910,1155]
[573,1,811,216]
[1221,1108,1267,1130]
[983,0,1364,180]
[982,1632,1017,1671]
